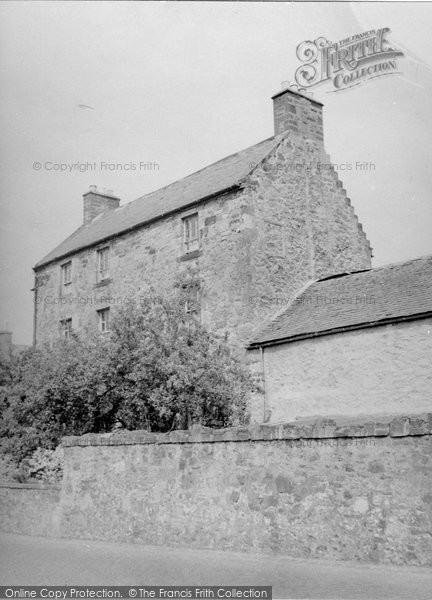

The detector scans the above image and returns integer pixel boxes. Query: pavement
[0,533,431,600]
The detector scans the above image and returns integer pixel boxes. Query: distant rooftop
[248,255,432,347]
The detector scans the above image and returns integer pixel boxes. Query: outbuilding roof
[35,136,278,269]
[248,255,432,347]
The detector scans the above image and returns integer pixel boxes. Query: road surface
[0,533,431,599]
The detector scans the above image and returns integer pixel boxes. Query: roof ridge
[316,254,432,284]
[365,254,432,271]
[133,136,276,204]
[247,255,432,348]
[34,136,279,269]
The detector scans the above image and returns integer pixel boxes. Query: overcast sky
[1,1,432,344]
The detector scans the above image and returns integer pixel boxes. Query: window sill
[178,250,201,262]
[94,278,112,288]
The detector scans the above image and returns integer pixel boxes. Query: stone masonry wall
[261,318,432,424]
[0,482,61,537]
[53,414,432,567]
[35,188,251,346]
[272,88,324,143]
[34,130,371,349]
[241,134,371,344]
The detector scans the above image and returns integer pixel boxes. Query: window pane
[183,214,199,253]
[191,215,198,239]
[97,248,110,280]
[98,308,110,332]
[62,262,71,284]
[60,319,72,338]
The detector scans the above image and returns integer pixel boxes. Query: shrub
[26,446,64,483]
[0,447,63,483]
[0,288,253,474]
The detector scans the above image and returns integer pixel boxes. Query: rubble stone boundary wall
[62,413,432,446]
[0,482,61,537]
[1,413,431,567]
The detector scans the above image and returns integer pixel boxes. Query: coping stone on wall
[0,482,61,490]
[62,413,432,448]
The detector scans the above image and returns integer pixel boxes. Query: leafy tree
[0,337,111,464]
[109,291,250,431]
[0,288,252,474]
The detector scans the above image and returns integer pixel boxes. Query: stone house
[247,255,432,422]
[33,85,372,349]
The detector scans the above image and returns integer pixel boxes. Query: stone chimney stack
[0,330,12,359]
[83,185,120,225]
[272,84,324,144]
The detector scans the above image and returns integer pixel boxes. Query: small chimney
[272,84,324,144]
[83,186,120,225]
[0,330,13,360]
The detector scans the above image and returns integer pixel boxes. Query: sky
[1,1,431,345]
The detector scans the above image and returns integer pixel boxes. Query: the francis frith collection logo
[295,28,404,92]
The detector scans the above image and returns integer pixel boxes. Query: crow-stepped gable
[33,86,372,347]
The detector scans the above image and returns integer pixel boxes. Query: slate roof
[35,137,278,269]
[248,255,432,347]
